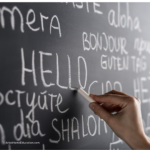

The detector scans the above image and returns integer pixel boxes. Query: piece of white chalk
[77,88,95,103]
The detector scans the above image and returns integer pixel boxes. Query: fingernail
[89,94,94,98]
[89,103,95,110]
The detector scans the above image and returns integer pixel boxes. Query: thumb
[89,102,114,125]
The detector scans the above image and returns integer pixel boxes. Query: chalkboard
[0,2,150,150]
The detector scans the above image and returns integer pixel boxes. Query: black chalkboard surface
[0,2,150,150]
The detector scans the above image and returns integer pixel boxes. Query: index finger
[90,94,127,108]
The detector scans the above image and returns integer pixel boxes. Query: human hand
[89,90,150,149]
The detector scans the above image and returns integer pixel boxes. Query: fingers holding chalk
[77,88,95,103]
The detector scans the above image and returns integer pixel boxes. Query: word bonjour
[82,32,128,55]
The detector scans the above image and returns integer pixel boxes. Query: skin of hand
[89,90,150,149]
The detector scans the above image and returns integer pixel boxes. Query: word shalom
[0,6,61,36]
[108,3,142,32]
[49,115,108,143]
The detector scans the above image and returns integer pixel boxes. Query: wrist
[127,133,150,150]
